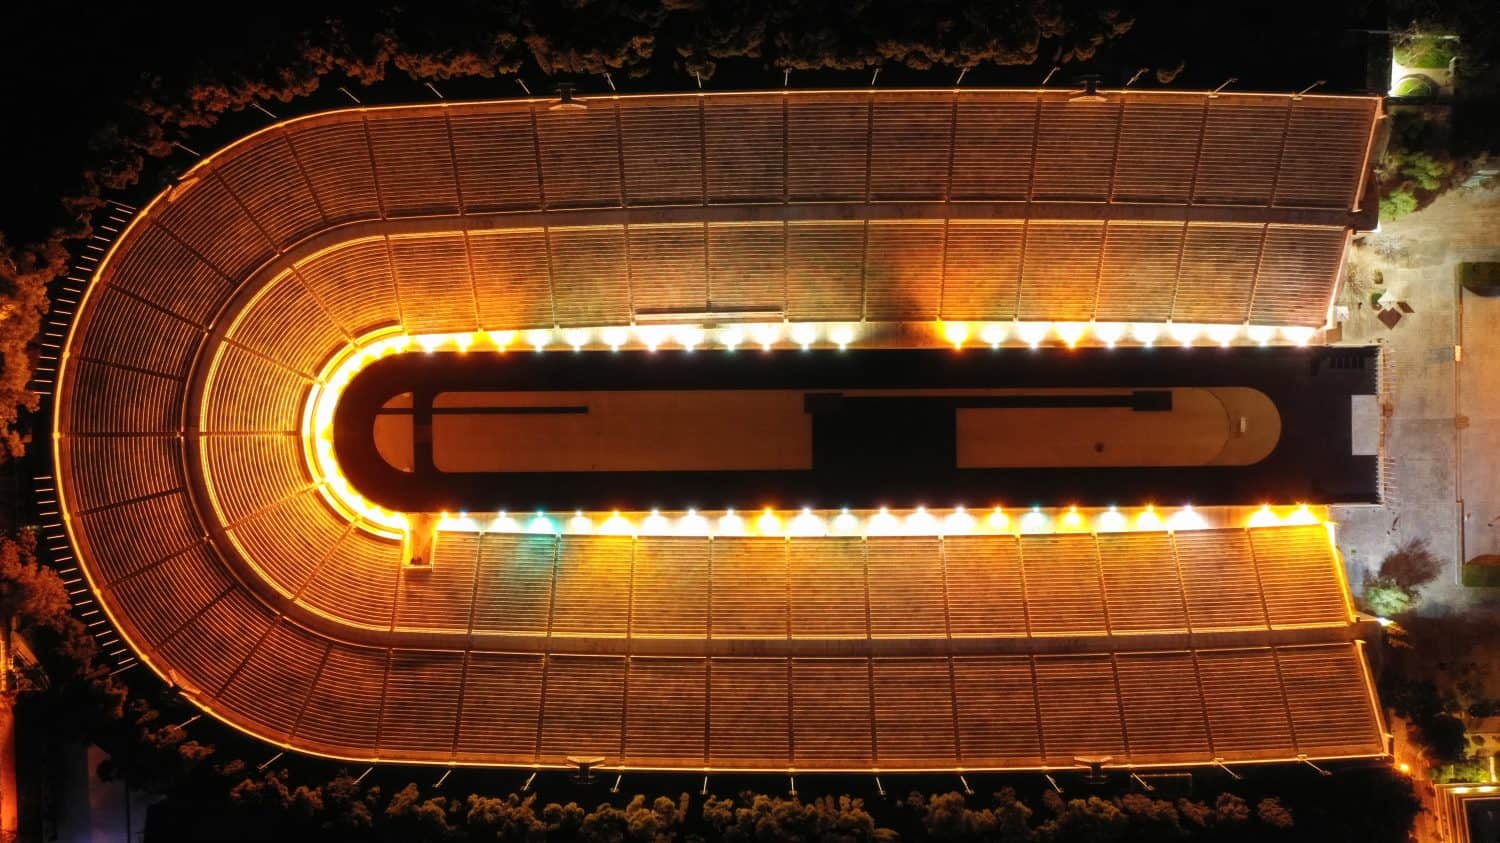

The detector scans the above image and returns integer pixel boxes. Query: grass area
[1461,559,1500,587]
[1394,75,1438,98]
[1396,36,1458,69]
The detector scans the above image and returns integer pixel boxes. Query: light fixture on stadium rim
[526,328,551,352]
[673,325,706,351]
[988,506,1011,531]
[832,508,859,534]
[1097,505,1127,532]
[563,328,590,351]
[528,511,556,534]
[756,507,783,535]
[828,324,857,350]
[1248,504,1282,528]
[791,507,826,536]
[906,506,938,533]
[1247,324,1276,346]
[789,323,818,350]
[642,508,671,535]
[487,330,516,350]
[979,323,1008,348]
[717,508,746,535]
[1016,321,1050,349]
[678,509,709,535]
[1135,504,1163,530]
[1061,505,1084,530]
[750,323,781,351]
[718,324,746,350]
[1092,322,1126,348]
[1055,322,1087,348]
[1168,322,1201,347]
[944,506,975,534]
[601,326,629,351]
[1206,324,1238,347]
[942,321,970,349]
[869,506,900,535]
[569,510,593,533]
[1131,322,1161,347]
[636,324,669,352]
[1020,506,1050,533]
[1166,504,1207,531]
[1281,326,1317,347]
[600,511,632,536]
[1286,503,1320,525]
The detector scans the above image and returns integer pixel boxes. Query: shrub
[1393,75,1438,98]
[1400,151,1455,190]
[1381,189,1419,222]
[1394,35,1458,69]
[1362,574,1414,617]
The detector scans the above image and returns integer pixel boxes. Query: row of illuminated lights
[373,320,1317,355]
[303,316,1315,482]
[301,325,1316,537]
[428,504,1322,537]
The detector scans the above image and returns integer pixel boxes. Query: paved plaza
[1334,183,1500,616]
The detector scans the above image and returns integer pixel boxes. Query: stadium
[47,87,1389,775]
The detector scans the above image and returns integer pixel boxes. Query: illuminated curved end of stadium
[304,324,1331,543]
[304,327,416,538]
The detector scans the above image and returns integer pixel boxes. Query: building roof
[52,89,1386,771]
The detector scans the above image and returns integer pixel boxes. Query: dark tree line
[134,765,1427,843]
[151,776,1300,842]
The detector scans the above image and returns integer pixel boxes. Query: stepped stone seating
[55,88,1384,770]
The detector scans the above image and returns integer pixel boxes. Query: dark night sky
[0,0,1383,247]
